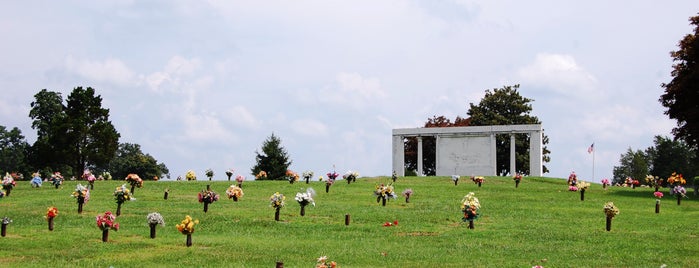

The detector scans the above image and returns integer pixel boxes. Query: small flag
[587,143,594,154]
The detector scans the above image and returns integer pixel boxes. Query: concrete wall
[436,135,493,176]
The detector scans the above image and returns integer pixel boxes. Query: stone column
[490,133,497,175]
[392,135,405,176]
[417,136,423,176]
[510,133,516,176]
[529,131,543,176]
[435,135,440,176]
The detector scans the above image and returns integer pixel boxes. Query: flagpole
[592,147,595,182]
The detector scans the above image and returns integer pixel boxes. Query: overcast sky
[1,1,696,182]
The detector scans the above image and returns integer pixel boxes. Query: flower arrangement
[392,171,398,182]
[667,172,686,185]
[51,172,64,188]
[601,178,610,188]
[472,176,484,185]
[315,256,337,268]
[452,175,460,185]
[383,220,399,227]
[270,192,285,209]
[513,173,523,181]
[147,212,165,226]
[402,188,413,203]
[295,188,316,216]
[185,170,197,181]
[2,172,16,193]
[603,202,619,218]
[286,170,299,184]
[175,215,199,235]
[198,188,220,204]
[568,185,578,191]
[225,168,234,181]
[235,175,245,184]
[374,183,397,206]
[326,171,339,184]
[101,171,112,180]
[31,172,43,187]
[672,185,687,198]
[303,170,314,183]
[205,168,214,180]
[578,181,590,190]
[125,173,143,188]
[226,185,244,201]
[83,169,96,183]
[1,217,11,225]
[645,175,663,190]
[343,170,359,183]
[461,192,480,223]
[96,211,119,231]
[72,183,91,203]
[46,207,58,220]
[255,170,267,180]
[568,171,577,186]
[654,191,664,199]
[114,184,132,204]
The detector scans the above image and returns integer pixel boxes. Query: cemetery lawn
[0,176,697,267]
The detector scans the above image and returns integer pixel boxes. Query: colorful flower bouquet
[2,173,16,196]
[472,176,484,187]
[667,172,687,205]
[578,181,590,201]
[125,173,143,194]
[146,212,165,239]
[326,171,338,193]
[185,170,197,181]
[567,171,577,186]
[343,170,359,184]
[286,170,300,184]
[654,191,663,213]
[383,220,399,227]
[46,207,58,231]
[113,184,132,216]
[226,185,244,201]
[603,202,619,231]
[96,211,119,242]
[101,171,112,180]
[1,216,12,237]
[198,187,220,212]
[51,172,64,188]
[667,172,687,186]
[270,192,285,221]
[295,188,316,216]
[255,170,267,180]
[316,256,337,268]
[392,171,398,182]
[72,183,90,213]
[83,169,97,190]
[205,168,214,181]
[374,183,397,206]
[302,170,314,184]
[176,215,198,246]
[461,192,480,229]
[601,178,610,189]
[225,168,234,181]
[645,175,663,191]
[402,188,413,203]
[235,175,245,187]
[31,172,42,188]
[568,185,578,192]
[513,173,523,188]
[452,175,460,185]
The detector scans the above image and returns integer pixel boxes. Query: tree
[660,14,699,151]
[108,143,169,181]
[0,126,31,175]
[251,133,292,180]
[612,148,650,185]
[28,89,65,170]
[645,136,697,180]
[467,85,550,175]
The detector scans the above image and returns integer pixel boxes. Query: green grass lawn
[0,176,697,267]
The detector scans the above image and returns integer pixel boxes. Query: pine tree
[251,133,292,180]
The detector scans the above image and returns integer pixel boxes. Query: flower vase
[131,185,136,195]
[48,218,54,231]
[305,178,309,184]
[655,200,660,214]
[237,183,242,188]
[116,203,122,216]
[454,180,458,186]
[478,181,482,187]
[515,180,520,188]
[605,216,612,231]
[233,195,238,202]
[468,220,474,229]
[102,229,109,242]
[186,234,192,247]
[164,191,169,200]
[204,202,209,213]
[78,197,85,214]
[677,194,681,205]
[632,184,636,189]
[325,184,330,193]
[580,189,585,201]
[150,223,157,239]
[655,186,659,192]
[1,223,6,237]
[5,187,10,197]
[89,182,94,190]
[226,174,232,181]
[55,183,59,189]
[289,179,294,184]
[300,205,306,216]
[603,184,607,190]
[347,179,351,184]
[382,196,387,206]
[345,214,350,225]
[276,261,284,268]
[405,195,410,203]
[274,207,280,221]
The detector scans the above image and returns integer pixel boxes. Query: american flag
[587,143,594,154]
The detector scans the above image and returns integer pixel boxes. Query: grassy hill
[0,176,696,267]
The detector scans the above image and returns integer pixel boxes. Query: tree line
[0,87,168,180]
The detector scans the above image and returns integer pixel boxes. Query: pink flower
[653,191,663,199]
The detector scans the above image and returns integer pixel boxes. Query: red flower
[393,220,399,226]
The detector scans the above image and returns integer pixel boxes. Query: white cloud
[182,111,231,142]
[165,56,202,76]
[224,106,260,130]
[64,56,136,86]
[291,118,328,137]
[336,72,386,99]
[518,53,600,99]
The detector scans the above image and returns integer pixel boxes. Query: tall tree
[0,126,31,175]
[660,14,699,150]
[467,84,550,175]
[28,89,65,170]
[251,133,292,180]
[58,87,120,174]
[612,148,650,185]
[108,143,169,181]
[645,136,697,180]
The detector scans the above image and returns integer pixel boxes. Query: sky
[1,1,696,182]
